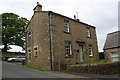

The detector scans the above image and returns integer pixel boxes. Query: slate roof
[48,11,96,29]
[103,31,120,50]
[27,11,96,29]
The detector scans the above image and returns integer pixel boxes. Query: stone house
[103,31,120,62]
[25,2,99,70]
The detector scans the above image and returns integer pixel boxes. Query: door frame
[79,45,84,62]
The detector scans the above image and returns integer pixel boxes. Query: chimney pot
[37,2,39,5]
[74,15,76,19]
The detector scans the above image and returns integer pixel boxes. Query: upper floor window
[65,41,72,57]
[87,28,91,38]
[89,45,93,56]
[34,47,38,57]
[28,32,31,38]
[27,32,31,44]
[64,20,70,33]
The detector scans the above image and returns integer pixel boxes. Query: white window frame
[34,47,38,57]
[64,20,70,33]
[89,45,93,56]
[65,41,72,57]
[28,49,31,59]
[110,52,119,62]
[28,32,31,43]
[28,32,31,38]
[87,28,91,37]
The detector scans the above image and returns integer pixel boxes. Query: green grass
[71,59,107,67]
[2,54,17,57]
[2,52,24,57]
[86,59,107,65]
[23,65,50,72]
[79,59,107,66]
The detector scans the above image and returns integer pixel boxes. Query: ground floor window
[65,41,72,57]
[34,47,38,57]
[28,49,31,59]
[89,45,93,56]
[110,52,119,62]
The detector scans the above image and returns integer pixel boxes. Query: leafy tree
[1,13,29,52]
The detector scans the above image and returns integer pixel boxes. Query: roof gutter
[103,46,120,50]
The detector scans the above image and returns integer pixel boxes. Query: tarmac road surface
[2,62,119,80]
[2,62,71,78]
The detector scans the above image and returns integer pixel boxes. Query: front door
[79,45,84,62]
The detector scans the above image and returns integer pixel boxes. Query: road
[2,62,119,80]
[2,62,72,78]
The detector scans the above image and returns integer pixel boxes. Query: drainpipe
[48,11,53,70]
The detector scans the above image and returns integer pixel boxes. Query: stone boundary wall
[67,62,120,74]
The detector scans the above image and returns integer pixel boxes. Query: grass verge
[2,54,17,57]
[23,65,50,72]
[2,52,24,57]
[71,59,107,66]
[86,59,107,65]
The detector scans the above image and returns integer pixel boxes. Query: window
[34,47,38,57]
[28,32,31,38]
[89,45,93,56]
[65,41,72,57]
[28,49,31,59]
[110,52,119,62]
[64,20,69,32]
[87,28,91,37]
[27,32,31,43]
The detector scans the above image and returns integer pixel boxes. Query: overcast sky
[0,0,119,52]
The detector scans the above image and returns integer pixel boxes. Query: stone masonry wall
[67,62,120,74]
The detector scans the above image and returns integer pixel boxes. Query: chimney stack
[74,15,80,22]
[33,2,42,12]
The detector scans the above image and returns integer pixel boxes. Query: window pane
[111,52,119,57]
[65,41,72,56]
[28,50,31,59]
[89,45,93,56]
[112,57,119,62]
[64,20,69,32]
[87,28,91,37]
[34,48,38,57]
[110,52,119,62]
[28,32,31,37]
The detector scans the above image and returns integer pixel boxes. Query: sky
[0,0,119,52]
